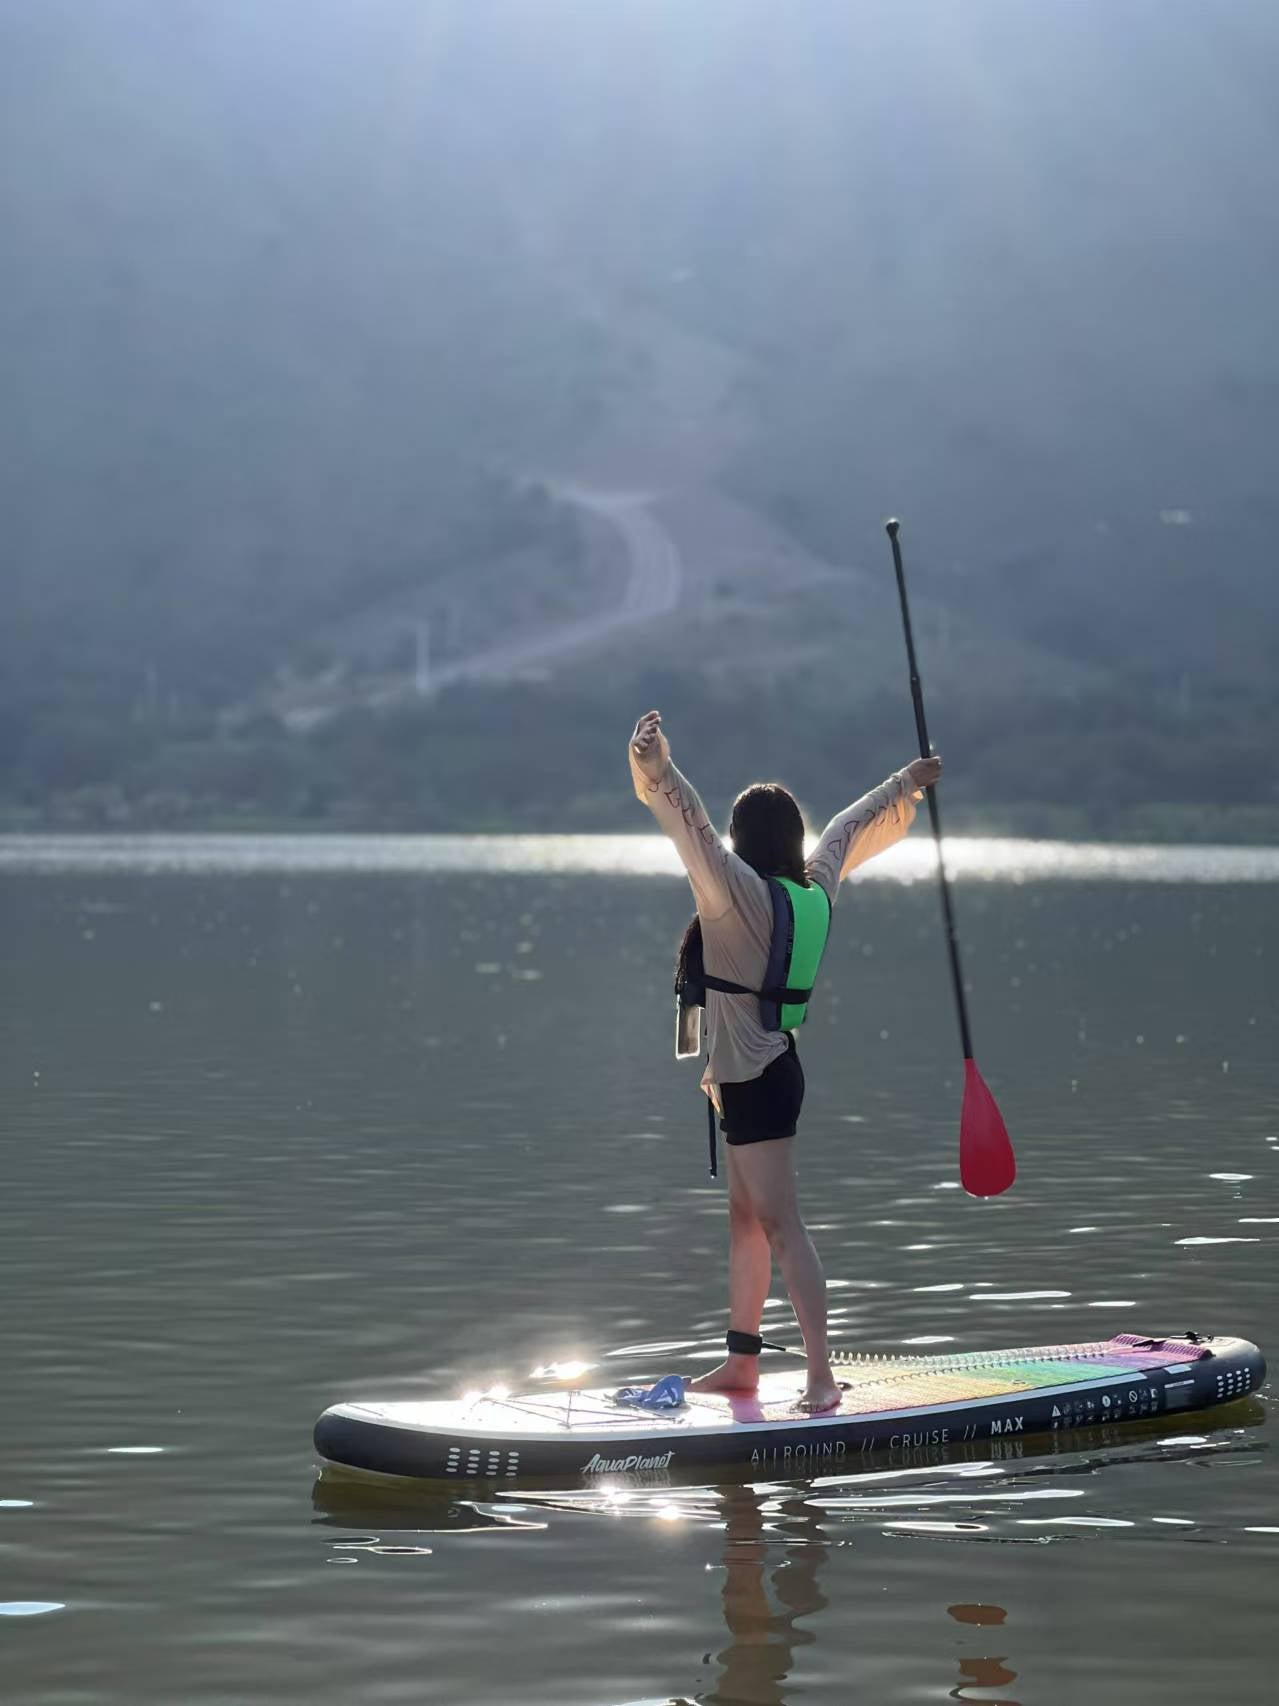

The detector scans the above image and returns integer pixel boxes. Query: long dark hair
[675,783,807,999]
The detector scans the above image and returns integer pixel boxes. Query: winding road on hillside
[414,487,683,693]
[264,489,684,731]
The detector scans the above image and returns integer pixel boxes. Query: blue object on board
[612,1373,686,1410]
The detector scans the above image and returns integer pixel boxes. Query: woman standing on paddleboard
[629,709,939,1412]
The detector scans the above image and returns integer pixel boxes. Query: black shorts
[720,1036,805,1145]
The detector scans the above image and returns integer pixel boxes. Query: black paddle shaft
[885,519,974,1061]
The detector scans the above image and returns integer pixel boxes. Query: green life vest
[768,876,832,1030]
[680,875,832,1033]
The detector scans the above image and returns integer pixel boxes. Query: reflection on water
[312,1412,1264,1705]
[3,832,1279,882]
[947,1602,1020,1705]
[706,1485,830,1706]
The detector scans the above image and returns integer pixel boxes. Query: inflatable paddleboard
[314,1332,1264,1484]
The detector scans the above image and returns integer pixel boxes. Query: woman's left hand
[907,754,942,791]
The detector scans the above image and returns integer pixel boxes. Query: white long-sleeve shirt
[630,742,920,1103]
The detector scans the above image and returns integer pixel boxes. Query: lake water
[2,836,1275,1705]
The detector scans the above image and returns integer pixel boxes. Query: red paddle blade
[960,1059,1016,1197]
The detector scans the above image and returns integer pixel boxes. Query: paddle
[884,519,1016,1197]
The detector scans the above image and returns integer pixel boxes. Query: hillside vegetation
[2,1,1276,834]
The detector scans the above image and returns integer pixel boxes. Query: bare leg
[689,1173,773,1395]
[730,1139,840,1411]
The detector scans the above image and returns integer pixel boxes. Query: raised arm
[628,710,733,920]
[806,756,941,901]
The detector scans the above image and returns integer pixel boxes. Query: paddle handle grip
[885,519,974,1062]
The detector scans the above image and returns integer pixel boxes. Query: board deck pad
[315,1333,1265,1484]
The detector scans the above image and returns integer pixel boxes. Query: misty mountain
[1,1,1276,829]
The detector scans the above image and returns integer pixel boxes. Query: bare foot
[796,1371,843,1413]
[688,1355,759,1396]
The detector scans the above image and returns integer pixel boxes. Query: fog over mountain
[2,1,1276,831]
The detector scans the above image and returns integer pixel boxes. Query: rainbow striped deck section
[822,1333,1233,1415]
[315,1332,1265,1484]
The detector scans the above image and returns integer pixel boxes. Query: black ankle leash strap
[726,1329,792,1357]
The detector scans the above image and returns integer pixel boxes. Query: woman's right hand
[907,753,942,792]
[630,709,669,781]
